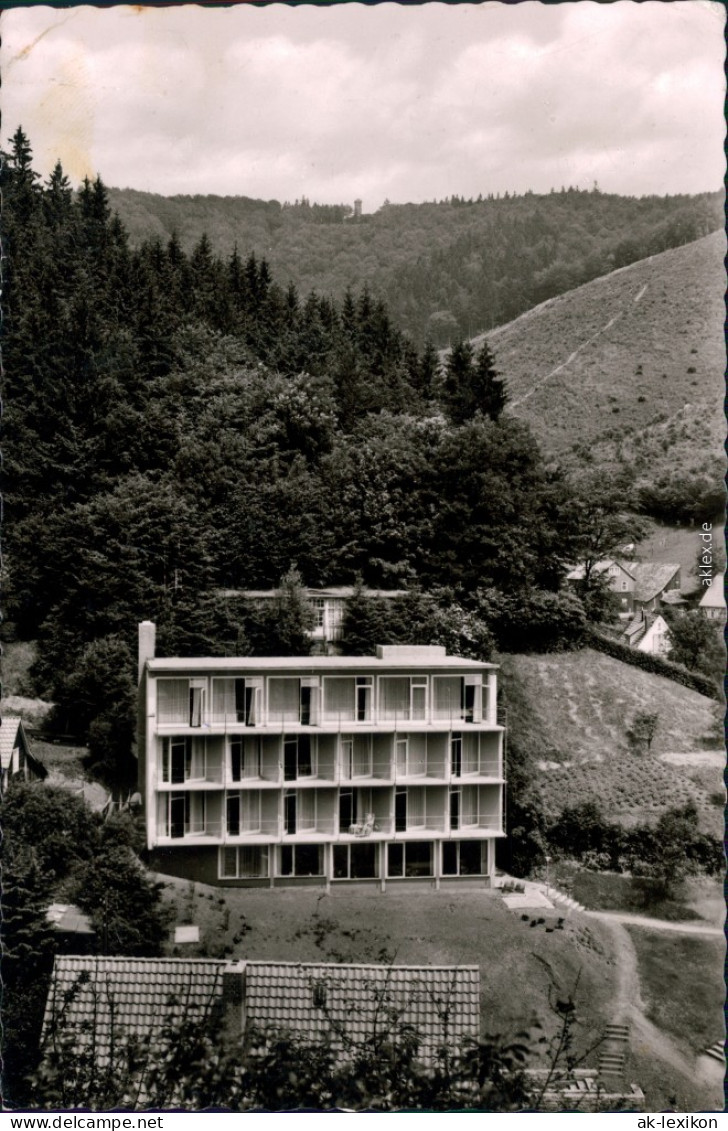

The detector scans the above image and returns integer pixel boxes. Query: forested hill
[107,184,722,348]
[464,231,726,524]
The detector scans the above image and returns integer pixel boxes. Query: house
[635,614,671,658]
[566,559,636,615]
[43,955,480,1070]
[218,586,407,653]
[566,560,682,617]
[137,621,505,888]
[0,716,46,791]
[629,562,681,615]
[698,573,726,624]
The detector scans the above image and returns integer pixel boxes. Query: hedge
[586,629,721,700]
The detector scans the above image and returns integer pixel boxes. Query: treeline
[108,180,723,347]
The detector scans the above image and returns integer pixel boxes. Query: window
[451,734,462,777]
[395,788,407,832]
[189,679,206,727]
[341,735,372,778]
[170,793,188,839]
[227,795,240,836]
[228,791,262,834]
[411,679,427,720]
[339,788,355,831]
[313,598,326,629]
[379,677,427,721]
[212,678,260,724]
[268,678,300,725]
[284,789,297,834]
[168,792,206,838]
[300,678,320,725]
[158,680,190,725]
[162,738,205,783]
[450,787,461,830]
[387,843,404,877]
[279,844,323,877]
[442,840,485,876]
[333,843,377,879]
[220,846,269,879]
[395,737,408,776]
[356,677,372,722]
[388,842,432,877]
[230,737,262,782]
[405,841,432,877]
[284,735,314,780]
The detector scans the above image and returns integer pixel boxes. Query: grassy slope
[626,927,725,1055]
[161,880,616,1062]
[499,648,722,833]
[478,231,725,460]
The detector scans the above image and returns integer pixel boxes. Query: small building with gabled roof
[698,573,726,624]
[0,716,46,792]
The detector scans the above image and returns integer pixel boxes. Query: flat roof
[146,655,497,673]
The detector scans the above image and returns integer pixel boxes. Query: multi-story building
[137,622,505,888]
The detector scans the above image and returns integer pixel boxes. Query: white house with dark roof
[698,573,726,624]
[0,716,46,792]
[137,622,505,888]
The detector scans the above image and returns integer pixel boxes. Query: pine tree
[473,341,508,421]
[442,338,475,425]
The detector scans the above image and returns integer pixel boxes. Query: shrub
[587,629,719,699]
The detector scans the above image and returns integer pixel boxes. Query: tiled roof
[43,956,226,1062]
[244,961,480,1058]
[43,957,480,1066]
[630,563,680,603]
[0,716,23,772]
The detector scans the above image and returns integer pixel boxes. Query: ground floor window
[442,840,487,876]
[219,845,269,879]
[279,843,323,877]
[387,840,433,878]
[333,842,378,879]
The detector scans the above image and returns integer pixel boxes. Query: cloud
[1,2,724,207]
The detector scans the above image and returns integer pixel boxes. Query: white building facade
[137,624,505,888]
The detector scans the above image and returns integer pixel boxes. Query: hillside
[469,232,725,470]
[107,185,722,347]
[499,648,723,835]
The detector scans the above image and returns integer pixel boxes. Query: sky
[1,1,725,209]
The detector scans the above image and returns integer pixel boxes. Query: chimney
[138,621,156,681]
[222,960,247,1043]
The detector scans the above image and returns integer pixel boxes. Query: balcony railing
[157,759,502,788]
[156,705,501,730]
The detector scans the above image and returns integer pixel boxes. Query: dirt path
[596,916,711,1084]
[586,910,723,937]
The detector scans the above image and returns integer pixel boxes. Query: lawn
[158,879,617,1066]
[571,871,723,924]
[626,926,725,1056]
